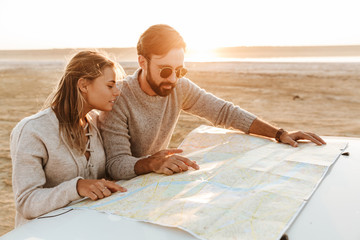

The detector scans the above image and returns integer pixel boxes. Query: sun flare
[185,47,218,62]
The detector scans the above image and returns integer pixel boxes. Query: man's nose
[167,71,177,83]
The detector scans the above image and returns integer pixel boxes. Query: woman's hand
[76,178,127,200]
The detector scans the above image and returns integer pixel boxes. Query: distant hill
[212,45,360,58]
[0,48,138,61]
[1,45,360,61]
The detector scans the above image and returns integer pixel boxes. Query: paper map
[69,125,346,240]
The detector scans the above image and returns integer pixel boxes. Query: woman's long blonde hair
[47,50,124,153]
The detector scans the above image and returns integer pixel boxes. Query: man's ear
[78,78,88,93]
[138,55,147,70]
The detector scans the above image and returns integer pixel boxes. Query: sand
[1,52,360,235]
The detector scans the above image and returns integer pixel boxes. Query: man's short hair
[137,24,186,59]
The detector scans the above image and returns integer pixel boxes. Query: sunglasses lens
[159,67,188,78]
[177,68,188,78]
[160,68,173,78]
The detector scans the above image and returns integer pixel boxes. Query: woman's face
[84,66,120,112]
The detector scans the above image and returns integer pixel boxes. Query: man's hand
[249,118,327,148]
[77,178,127,200]
[135,149,199,176]
[280,131,326,147]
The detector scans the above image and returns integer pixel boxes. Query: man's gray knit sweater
[99,68,256,180]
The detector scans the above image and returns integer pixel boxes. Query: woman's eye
[108,85,113,89]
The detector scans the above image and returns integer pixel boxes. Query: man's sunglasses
[158,66,188,79]
[144,55,188,79]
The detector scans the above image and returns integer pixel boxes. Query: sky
[0,0,360,50]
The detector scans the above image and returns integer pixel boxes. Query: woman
[10,50,127,227]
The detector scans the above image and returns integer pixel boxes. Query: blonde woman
[10,51,127,227]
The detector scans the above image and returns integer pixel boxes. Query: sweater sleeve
[99,105,139,180]
[10,123,82,220]
[180,78,257,133]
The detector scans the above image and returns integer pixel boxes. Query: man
[99,24,326,180]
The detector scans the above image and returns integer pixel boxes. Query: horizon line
[2,44,360,51]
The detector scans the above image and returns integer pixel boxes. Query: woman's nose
[114,85,120,96]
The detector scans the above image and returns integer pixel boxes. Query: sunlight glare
[186,192,216,203]
[185,47,218,62]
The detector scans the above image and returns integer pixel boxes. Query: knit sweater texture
[10,108,105,227]
[99,68,256,180]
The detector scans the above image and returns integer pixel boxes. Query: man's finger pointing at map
[135,149,199,175]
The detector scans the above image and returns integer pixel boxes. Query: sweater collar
[47,108,101,155]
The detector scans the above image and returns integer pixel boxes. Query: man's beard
[146,64,176,97]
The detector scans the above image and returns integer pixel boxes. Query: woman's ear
[78,78,88,93]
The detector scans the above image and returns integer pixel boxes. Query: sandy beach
[1,49,360,235]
